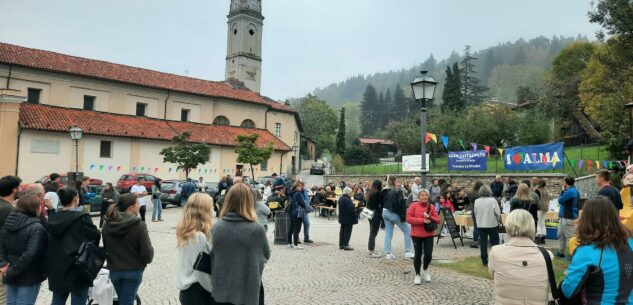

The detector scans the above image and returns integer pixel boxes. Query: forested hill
[303,35,586,108]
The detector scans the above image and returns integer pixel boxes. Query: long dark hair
[366,179,383,201]
[577,197,631,250]
[101,182,115,198]
[106,193,137,221]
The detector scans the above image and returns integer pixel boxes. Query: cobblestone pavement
[37,206,513,305]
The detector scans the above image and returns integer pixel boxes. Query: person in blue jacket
[561,197,632,304]
[298,180,314,244]
[287,183,306,250]
[556,176,579,258]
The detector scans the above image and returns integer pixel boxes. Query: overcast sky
[0,0,599,100]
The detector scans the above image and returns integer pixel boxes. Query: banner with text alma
[504,142,564,171]
[402,154,431,172]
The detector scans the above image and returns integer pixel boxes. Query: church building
[0,0,303,183]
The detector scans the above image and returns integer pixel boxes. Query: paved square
[38,207,496,305]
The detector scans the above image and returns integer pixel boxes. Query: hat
[343,187,353,195]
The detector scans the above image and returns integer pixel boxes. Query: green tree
[235,134,274,181]
[441,63,464,112]
[160,132,210,179]
[332,154,345,174]
[343,145,379,166]
[391,85,408,121]
[516,86,538,103]
[360,84,380,135]
[342,102,361,146]
[297,94,338,157]
[457,105,517,147]
[460,45,488,105]
[386,119,420,154]
[336,107,346,155]
[487,64,546,102]
[383,88,393,126]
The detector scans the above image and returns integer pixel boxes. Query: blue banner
[504,142,564,171]
[448,150,488,171]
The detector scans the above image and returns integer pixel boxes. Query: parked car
[37,174,103,187]
[159,180,185,207]
[310,162,325,175]
[116,173,160,194]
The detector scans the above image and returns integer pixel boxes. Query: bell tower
[225,0,264,93]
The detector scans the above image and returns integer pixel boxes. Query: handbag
[360,208,375,220]
[537,247,559,305]
[74,241,107,282]
[423,204,438,232]
[497,216,506,234]
[193,251,213,275]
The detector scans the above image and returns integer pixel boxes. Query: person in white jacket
[175,193,214,305]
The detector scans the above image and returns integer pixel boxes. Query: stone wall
[325,173,567,197]
[574,174,600,197]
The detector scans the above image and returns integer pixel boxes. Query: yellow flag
[551,154,560,168]
[497,148,504,156]
[596,160,601,169]
[430,133,437,143]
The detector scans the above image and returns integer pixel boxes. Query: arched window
[213,116,230,126]
[240,119,256,129]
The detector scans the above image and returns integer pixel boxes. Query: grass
[341,145,609,177]
[436,255,569,285]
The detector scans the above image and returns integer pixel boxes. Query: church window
[234,29,238,35]
[240,119,256,129]
[249,29,254,36]
[213,116,231,126]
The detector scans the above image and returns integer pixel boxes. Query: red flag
[116,166,121,172]
[484,146,490,157]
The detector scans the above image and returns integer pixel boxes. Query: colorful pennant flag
[140,166,144,172]
[471,143,478,151]
[484,146,490,157]
[579,160,584,169]
[424,132,437,144]
[116,166,121,172]
[89,164,96,170]
[168,168,172,173]
[154,168,159,173]
[602,160,608,169]
[108,165,113,171]
[551,154,560,168]
[569,159,576,169]
[596,160,601,169]
[99,165,104,171]
[497,148,504,156]
[441,135,449,150]
[457,139,466,150]
[587,160,592,170]
[609,162,613,169]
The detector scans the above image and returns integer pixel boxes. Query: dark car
[159,180,185,207]
[310,162,325,175]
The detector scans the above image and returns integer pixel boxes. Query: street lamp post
[410,71,437,189]
[69,125,83,175]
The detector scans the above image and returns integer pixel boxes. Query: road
[296,170,325,188]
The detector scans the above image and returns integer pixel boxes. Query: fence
[340,144,612,177]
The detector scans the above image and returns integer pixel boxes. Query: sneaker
[343,246,354,251]
[404,252,415,259]
[385,253,396,260]
[554,252,565,258]
[294,245,305,250]
[304,239,314,243]
[470,243,479,249]
[423,270,431,282]
[368,252,381,258]
[414,275,421,285]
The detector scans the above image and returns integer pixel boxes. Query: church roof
[19,103,291,151]
[0,42,293,113]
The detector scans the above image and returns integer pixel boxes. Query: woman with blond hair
[212,183,270,305]
[488,209,553,305]
[509,183,538,230]
[176,193,214,305]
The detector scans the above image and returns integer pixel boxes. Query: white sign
[402,154,430,172]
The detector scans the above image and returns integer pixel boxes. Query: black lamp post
[69,125,83,175]
[410,70,437,189]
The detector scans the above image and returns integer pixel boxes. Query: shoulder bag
[193,250,213,275]
[538,247,559,305]
[423,204,438,232]
[75,216,106,282]
[360,207,374,220]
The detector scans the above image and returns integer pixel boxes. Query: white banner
[402,154,430,172]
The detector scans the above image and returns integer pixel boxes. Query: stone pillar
[0,89,26,175]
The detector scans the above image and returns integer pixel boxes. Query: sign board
[448,150,488,171]
[435,208,464,249]
[504,142,564,171]
[402,154,431,172]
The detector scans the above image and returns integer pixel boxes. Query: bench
[316,206,337,220]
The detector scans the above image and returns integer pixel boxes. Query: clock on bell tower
[225,0,264,93]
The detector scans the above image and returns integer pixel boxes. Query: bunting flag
[154,168,159,173]
[551,154,560,168]
[89,164,96,170]
[457,139,466,150]
[596,160,601,169]
[587,160,592,170]
[205,169,208,174]
[116,166,121,172]
[99,165,104,171]
[441,135,449,149]
[497,148,504,156]
[140,166,144,172]
[471,143,478,151]
[168,168,172,173]
[609,162,613,169]
[108,165,113,171]
[579,160,584,169]
[569,159,576,169]
[484,146,491,157]
[424,132,437,144]
[602,160,608,169]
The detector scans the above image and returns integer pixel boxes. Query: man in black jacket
[0,175,20,305]
[338,187,358,251]
[381,176,414,260]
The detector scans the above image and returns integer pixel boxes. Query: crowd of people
[0,167,631,305]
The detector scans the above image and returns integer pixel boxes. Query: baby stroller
[87,268,141,305]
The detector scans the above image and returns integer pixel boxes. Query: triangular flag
[551,154,560,168]
[457,139,466,150]
[154,167,159,173]
[429,133,437,143]
[424,132,434,144]
[497,148,504,156]
[99,165,104,171]
[570,159,576,169]
[471,143,478,151]
[587,160,592,170]
[441,135,449,149]
[116,166,121,172]
[579,160,584,169]
[205,169,208,174]
[89,164,96,170]
[484,146,490,157]
[108,165,113,171]
[609,162,613,169]
[168,168,173,173]
[596,160,601,169]
[602,160,608,169]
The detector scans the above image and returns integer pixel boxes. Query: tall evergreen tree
[377,91,386,129]
[360,84,379,135]
[460,45,488,104]
[383,88,393,126]
[392,85,408,121]
[442,63,464,112]
[336,107,346,155]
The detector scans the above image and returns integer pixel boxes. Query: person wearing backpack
[47,187,101,305]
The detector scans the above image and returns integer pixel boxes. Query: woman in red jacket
[406,189,440,285]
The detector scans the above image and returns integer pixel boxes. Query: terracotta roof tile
[19,103,290,151]
[357,138,394,145]
[0,42,294,113]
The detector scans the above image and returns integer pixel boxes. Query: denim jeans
[6,283,40,305]
[382,209,413,254]
[302,212,310,240]
[51,288,89,305]
[152,198,162,221]
[110,270,143,305]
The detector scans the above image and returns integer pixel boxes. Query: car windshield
[313,163,322,167]
[161,182,176,189]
